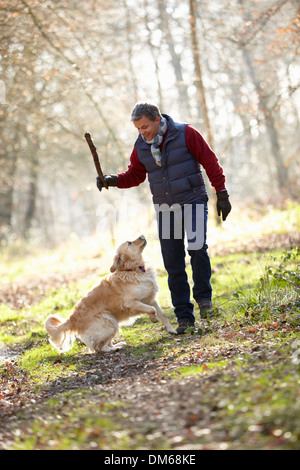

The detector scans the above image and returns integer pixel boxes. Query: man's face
[133,115,160,141]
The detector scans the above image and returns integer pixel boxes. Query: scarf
[141,116,168,166]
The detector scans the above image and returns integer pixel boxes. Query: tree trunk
[156,0,192,116]
[0,166,15,232]
[237,0,289,193]
[22,144,39,239]
[125,2,139,103]
[189,0,214,148]
[189,0,220,223]
[0,110,18,237]
[143,0,164,110]
[242,48,288,192]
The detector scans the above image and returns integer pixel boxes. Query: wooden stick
[84,132,108,189]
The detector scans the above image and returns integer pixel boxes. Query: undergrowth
[231,246,300,325]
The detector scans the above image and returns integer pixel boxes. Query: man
[96,103,231,334]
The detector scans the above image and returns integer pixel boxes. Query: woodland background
[0,0,299,248]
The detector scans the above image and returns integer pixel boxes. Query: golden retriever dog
[45,235,176,353]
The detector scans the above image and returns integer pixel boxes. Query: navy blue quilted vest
[134,114,208,206]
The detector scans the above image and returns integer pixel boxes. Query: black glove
[216,190,232,221]
[96,174,118,192]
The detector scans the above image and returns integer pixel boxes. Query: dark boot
[176,320,197,334]
[198,301,214,319]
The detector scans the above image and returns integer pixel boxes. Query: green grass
[166,359,230,378]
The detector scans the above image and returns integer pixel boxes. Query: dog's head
[110,235,147,273]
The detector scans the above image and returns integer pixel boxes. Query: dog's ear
[110,255,120,272]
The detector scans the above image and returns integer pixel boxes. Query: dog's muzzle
[139,235,147,246]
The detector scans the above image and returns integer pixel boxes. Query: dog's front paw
[112,341,127,350]
[167,326,177,335]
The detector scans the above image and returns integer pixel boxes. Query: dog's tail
[44,315,75,352]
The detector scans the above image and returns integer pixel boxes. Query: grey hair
[130,103,162,122]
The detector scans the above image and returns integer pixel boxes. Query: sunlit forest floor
[0,201,299,450]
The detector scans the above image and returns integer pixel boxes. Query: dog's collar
[124,266,146,273]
